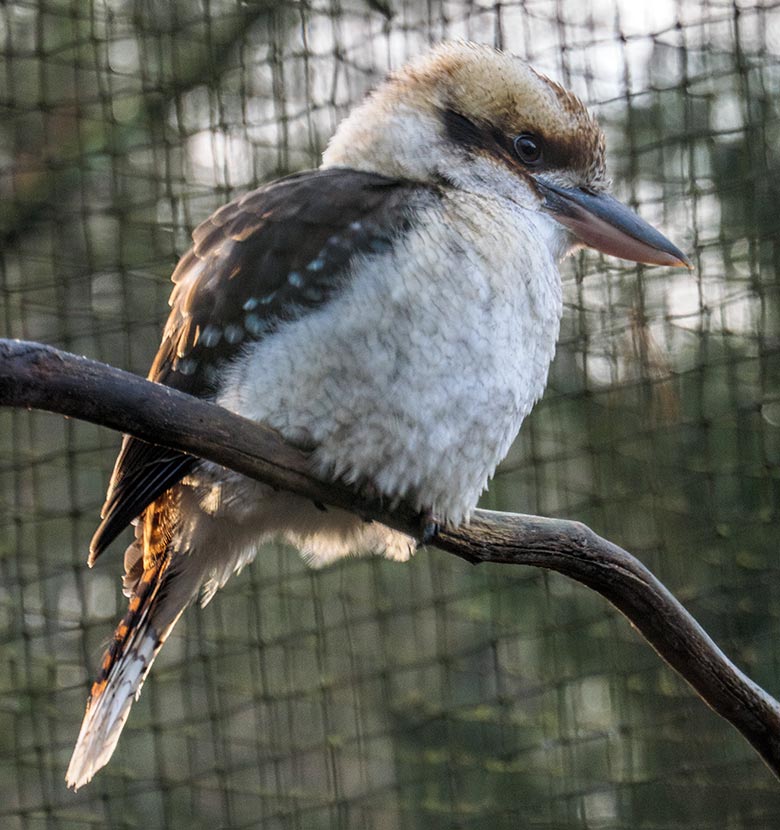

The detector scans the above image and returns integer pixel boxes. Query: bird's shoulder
[155,167,431,395]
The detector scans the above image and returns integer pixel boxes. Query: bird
[65,40,690,789]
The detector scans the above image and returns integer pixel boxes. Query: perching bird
[66,41,690,788]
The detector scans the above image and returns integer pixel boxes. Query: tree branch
[2,338,779,780]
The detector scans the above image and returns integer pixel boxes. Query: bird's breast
[217,191,563,524]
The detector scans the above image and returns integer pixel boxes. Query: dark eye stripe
[441,106,603,182]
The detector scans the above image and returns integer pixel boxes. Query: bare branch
[2,337,779,780]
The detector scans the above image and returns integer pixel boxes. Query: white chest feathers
[217,191,563,527]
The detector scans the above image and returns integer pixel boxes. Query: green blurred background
[1,0,779,827]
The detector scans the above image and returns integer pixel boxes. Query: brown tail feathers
[65,553,189,789]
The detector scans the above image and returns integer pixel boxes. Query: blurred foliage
[1,0,780,828]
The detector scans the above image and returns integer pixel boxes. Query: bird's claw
[417,509,440,546]
[357,478,382,505]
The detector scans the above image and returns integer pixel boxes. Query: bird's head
[323,41,690,269]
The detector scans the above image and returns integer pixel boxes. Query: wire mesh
[1,0,779,827]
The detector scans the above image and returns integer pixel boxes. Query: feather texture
[90,169,424,563]
[66,546,189,789]
[67,41,614,789]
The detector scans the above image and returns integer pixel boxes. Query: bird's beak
[537,178,692,269]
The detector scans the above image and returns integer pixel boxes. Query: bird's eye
[513,133,543,165]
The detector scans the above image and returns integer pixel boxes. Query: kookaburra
[66,41,690,788]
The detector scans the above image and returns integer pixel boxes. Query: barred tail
[66,554,188,790]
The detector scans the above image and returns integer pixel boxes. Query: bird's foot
[357,478,383,506]
[417,508,440,547]
[353,478,385,524]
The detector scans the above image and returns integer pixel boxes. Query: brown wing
[90,168,429,564]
